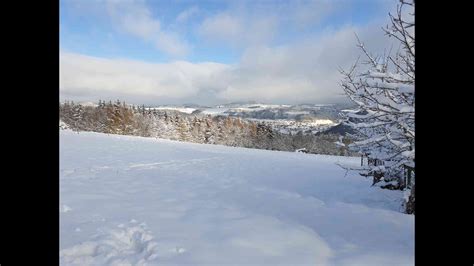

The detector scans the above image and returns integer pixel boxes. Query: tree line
[60,100,355,156]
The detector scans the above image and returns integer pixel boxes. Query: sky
[60,0,396,106]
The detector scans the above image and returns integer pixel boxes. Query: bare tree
[340,0,415,213]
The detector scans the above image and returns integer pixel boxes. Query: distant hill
[317,123,357,136]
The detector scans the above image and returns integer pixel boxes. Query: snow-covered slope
[60,131,414,265]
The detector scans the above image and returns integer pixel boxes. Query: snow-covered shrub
[59,120,70,130]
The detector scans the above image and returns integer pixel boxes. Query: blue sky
[60,0,395,105]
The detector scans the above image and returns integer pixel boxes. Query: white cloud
[61,0,398,105]
[289,0,335,27]
[154,32,190,59]
[212,20,393,104]
[197,0,337,48]
[106,0,189,57]
[197,11,278,47]
[176,6,199,23]
[198,13,244,44]
[60,19,392,105]
[60,52,229,103]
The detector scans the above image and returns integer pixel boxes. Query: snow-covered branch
[339,0,415,214]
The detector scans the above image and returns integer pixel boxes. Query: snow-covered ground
[251,119,337,135]
[145,107,197,114]
[60,130,414,265]
[200,107,230,115]
[60,120,70,130]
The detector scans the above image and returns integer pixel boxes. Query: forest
[60,100,356,157]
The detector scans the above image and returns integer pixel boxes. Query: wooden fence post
[407,167,412,188]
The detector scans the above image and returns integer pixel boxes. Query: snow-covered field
[60,130,414,265]
[250,119,337,135]
[145,107,197,114]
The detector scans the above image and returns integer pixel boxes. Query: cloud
[60,18,392,105]
[197,9,278,47]
[106,0,190,57]
[213,20,393,104]
[176,6,199,23]
[199,13,242,43]
[279,0,336,28]
[60,52,229,103]
[197,0,337,48]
